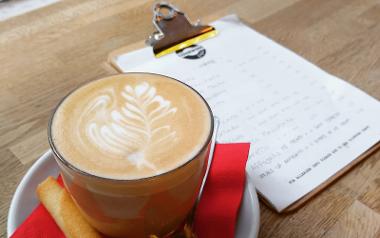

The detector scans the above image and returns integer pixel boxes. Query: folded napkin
[10,176,66,238]
[10,143,250,238]
[194,143,250,238]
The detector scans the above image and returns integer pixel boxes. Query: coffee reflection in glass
[48,73,214,237]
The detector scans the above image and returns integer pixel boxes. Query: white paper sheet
[0,0,59,21]
[112,15,380,211]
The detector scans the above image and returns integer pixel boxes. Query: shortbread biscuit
[36,176,102,238]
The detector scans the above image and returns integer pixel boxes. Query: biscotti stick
[36,176,102,238]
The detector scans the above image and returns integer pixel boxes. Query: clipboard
[107,3,380,213]
[109,3,217,63]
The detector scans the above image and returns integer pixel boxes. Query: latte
[50,73,212,180]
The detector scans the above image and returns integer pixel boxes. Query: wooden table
[1,0,380,237]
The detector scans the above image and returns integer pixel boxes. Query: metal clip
[146,2,217,57]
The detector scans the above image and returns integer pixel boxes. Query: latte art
[51,74,211,179]
[80,82,178,171]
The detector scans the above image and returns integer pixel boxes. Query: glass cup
[47,73,214,238]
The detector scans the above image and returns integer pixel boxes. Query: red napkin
[10,143,250,238]
[10,176,66,238]
[194,143,250,238]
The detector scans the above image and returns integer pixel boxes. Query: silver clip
[146,2,217,57]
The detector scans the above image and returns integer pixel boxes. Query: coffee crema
[51,73,211,180]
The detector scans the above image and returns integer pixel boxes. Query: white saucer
[7,150,260,237]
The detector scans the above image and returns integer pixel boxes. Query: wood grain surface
[1,0,380,237]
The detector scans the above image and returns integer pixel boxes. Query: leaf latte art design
[79,82,178,171]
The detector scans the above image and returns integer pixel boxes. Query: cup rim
[48,72,214,182]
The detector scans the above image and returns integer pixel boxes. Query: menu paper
[111,15,380,212]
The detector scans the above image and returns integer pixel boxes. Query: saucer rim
[7,150,260,237]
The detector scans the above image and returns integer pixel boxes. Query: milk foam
[80,82,178,171]
[51,74,211,179]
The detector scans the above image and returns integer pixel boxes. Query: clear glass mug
[47,73,214,238]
